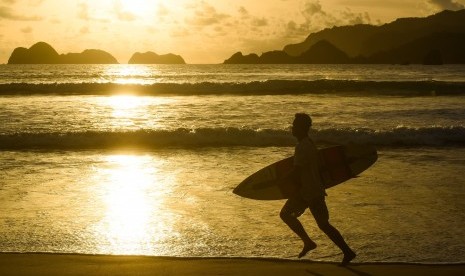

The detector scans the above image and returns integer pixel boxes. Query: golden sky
[0,0,464,64]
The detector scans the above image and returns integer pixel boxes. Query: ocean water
[0,64,464,263]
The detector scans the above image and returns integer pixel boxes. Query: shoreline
[1,253,464,276]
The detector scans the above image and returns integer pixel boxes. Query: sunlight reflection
[99,94,177,131]
[95,154,174,254]
[107,65,153,84]
[107,95,148,127]
[108,95,147,113]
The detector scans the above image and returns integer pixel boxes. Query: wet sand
[1,253,464,276]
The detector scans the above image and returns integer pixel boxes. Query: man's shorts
[281,194,329,223]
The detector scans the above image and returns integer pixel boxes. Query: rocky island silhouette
[128,52,185,64]
[7,42,187,65]
[8,42,118,64]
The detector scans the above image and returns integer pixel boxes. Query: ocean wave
[0,80,464,96]
[0,126,464,150]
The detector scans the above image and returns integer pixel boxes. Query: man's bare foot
[341,250,356,266]
[298,241,317,258]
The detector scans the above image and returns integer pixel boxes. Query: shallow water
[1,147,464,262]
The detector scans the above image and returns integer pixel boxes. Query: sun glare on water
[104,94,174,129]
[107,65,153,85]
[94,154,175,254]
[108,95,146,110]
[106,95,150,128]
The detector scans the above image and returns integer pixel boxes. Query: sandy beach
[0,253,464,276]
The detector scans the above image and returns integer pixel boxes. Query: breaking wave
[0,80,464,96]
[1,126,464,150]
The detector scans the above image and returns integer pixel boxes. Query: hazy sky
[1,0,464,64]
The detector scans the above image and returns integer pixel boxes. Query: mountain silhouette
[224,9,465,64]
[128,51,185,64]
[300,40,350,63]
[8,42,118,64]
[285,24,377,58]
[284,9,465,58]
[361,32,465,64]
[224,52,260,64]
[259,51,293,64]
[224,40,353,64]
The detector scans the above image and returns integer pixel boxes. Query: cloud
[77,2,108,22]
[284,0,372,39]
[238,6,249,18]
[251,17,268,27]
[50,18,61,24]
[0,6,42,20]
[235,6,269,32]
[302,0,326,19]
[171,27,190,37]
[21,26,32,33]
[185,1,230,27]
[428,0,465,10]
[154,3,170,23]
[285,20,311,39]
[113,0,137,21]
[146,26,157,33]
[157,3,169,17]
[340,8,371,25]
[77,2,90,20]
[80,26,89,34]
[28,0,44,6]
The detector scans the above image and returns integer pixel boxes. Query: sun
[119,0,154,16]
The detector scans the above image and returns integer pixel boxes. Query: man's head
[292,113,312,138]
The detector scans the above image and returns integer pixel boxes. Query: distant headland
[129,52,185,64]
[7,42,187,64]
[224,9,465,65]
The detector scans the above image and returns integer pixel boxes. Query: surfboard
[233,144,377,200]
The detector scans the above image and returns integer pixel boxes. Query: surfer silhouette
[280,113,356,265]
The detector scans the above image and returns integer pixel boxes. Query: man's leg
[309,197,356,265]
[280,197,317,258]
